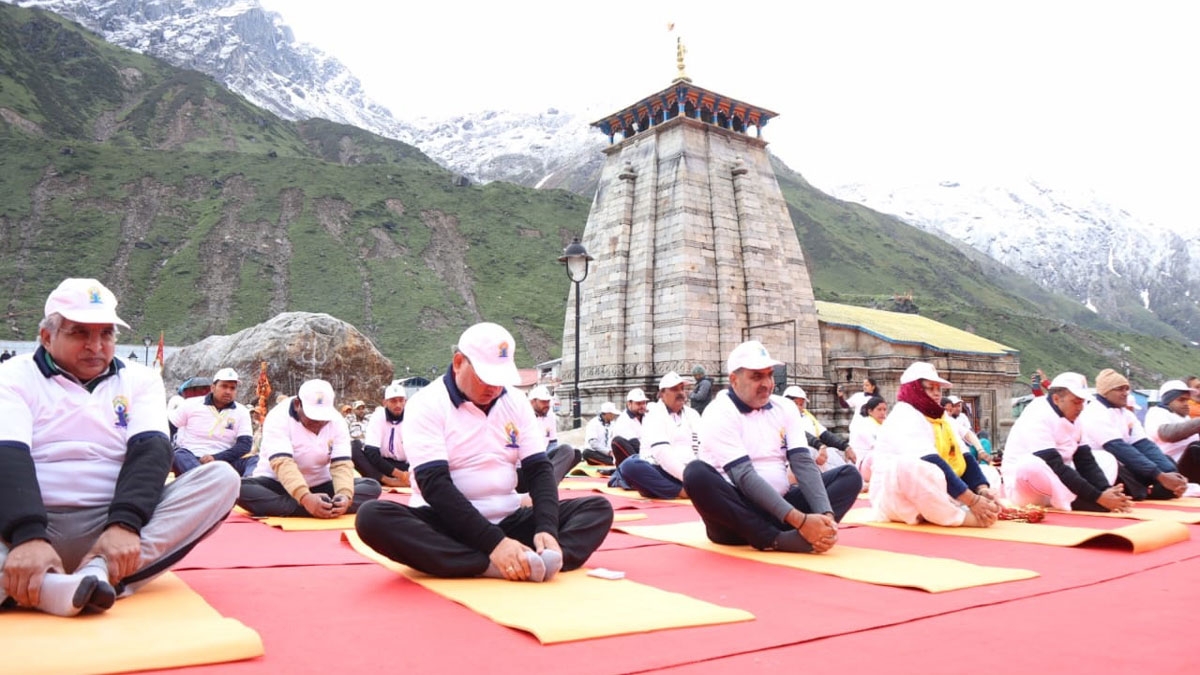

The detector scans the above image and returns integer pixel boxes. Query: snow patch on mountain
[826,178,1200,340]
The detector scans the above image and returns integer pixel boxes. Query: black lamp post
[558,238,593,429]
[142,335,152,364]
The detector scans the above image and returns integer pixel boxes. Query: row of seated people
[7,279,1200,620]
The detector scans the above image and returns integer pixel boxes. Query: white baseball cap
[659,372,685,389]
[1158,379,1197,406]
[943,395,962,405]
[600,401,619,415]
[727,340,783,374]
[457,322,520,386]
[44,278,130,328]
[297,379,338,421]
[900,362,952,386]
[528,385,552,401]
[627,388,648,402]
[384,382,407,399]
[1049,372,1091,400]
[213,367,239,382]
[783,385,807,400]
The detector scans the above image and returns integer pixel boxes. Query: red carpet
[129,492,1200,674]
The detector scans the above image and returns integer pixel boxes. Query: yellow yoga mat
[842,508,1189,553]
[0,573,263,675]
[612,512,648,523]
[560,480,693,505]
[567,463,611,478]
[343,531,754,643]
[1048,507,1200,524]
[1138,496,1200,509]
[615,521,1038,593]
[261,513,358,530]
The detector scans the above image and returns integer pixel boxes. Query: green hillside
[2,3,1197,387]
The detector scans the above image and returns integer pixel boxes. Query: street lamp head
[558,238,593,284]
[142,335,152,347]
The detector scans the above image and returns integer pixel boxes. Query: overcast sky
[260,0,1198,227]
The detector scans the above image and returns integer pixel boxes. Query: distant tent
[396,376,431,398]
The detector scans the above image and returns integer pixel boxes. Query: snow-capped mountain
[410,108,604,192]
[15,0,420,144]
[14,0,604,189]
[827,179,1200,341]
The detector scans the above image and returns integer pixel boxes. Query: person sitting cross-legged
[683,341,862,553]
[169,367,257,477]
[354,323,613,581]
[868,362,1001,528]
[1,278,239,618]
[237,379,381,518]
[619,372,701,499]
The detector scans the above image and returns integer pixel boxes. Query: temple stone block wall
[562,115,825,411]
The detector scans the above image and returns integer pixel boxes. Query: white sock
[36,572,99,617]
[481,551,547,582]
[539,549,563,581]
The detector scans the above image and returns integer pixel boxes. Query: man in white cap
[610,387,649,466]
[0,278,239,617]
[169,367,257,477]
[1078,368,1187,500]
[1144,379,1200,483]
[355,322,613,581]
[683,341,862,553]
[353,382,410,487]
[237,379,382,517]
[782,386,856,472]
[525,385,580,486]
[1002,373,1132,512]
[617,372,700,499]
[346,399,369,459]
[583,402,620,465]
[869,362,1000,527]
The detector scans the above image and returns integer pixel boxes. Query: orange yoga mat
[0,573,263,675]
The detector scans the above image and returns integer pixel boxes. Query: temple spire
[674,35,691,82]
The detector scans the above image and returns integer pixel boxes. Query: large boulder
[163,312,394,406]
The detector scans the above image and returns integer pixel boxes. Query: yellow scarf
[927,415,966,476]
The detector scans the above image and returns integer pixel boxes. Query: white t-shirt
[169,395,252,457]
[404,375,544,523]
[534,410,558,446]
[1078,397,1147,449]
[364,406,405,461]
[610,408,643,442]
[641,400,702,481]
[253,397,352,487]
[848,414,882,455]
[1004,396,1083,464]
[0,352,168,508]
[584,415,612,454]
[698,390,807,495]
[874,401,958,460]
[1144,405,1197,462]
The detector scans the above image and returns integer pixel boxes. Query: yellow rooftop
[815,301,1016,356]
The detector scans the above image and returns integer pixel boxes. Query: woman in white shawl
[868,362,1000,527]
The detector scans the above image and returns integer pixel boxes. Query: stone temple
[560,53,1018,439]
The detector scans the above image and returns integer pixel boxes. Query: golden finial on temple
[675,35,691,82]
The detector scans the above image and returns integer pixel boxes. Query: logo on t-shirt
[504,421,520,448]
[778,427,787,451]
[113,396,130,428]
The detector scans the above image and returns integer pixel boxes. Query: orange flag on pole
[153,331,164,372]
